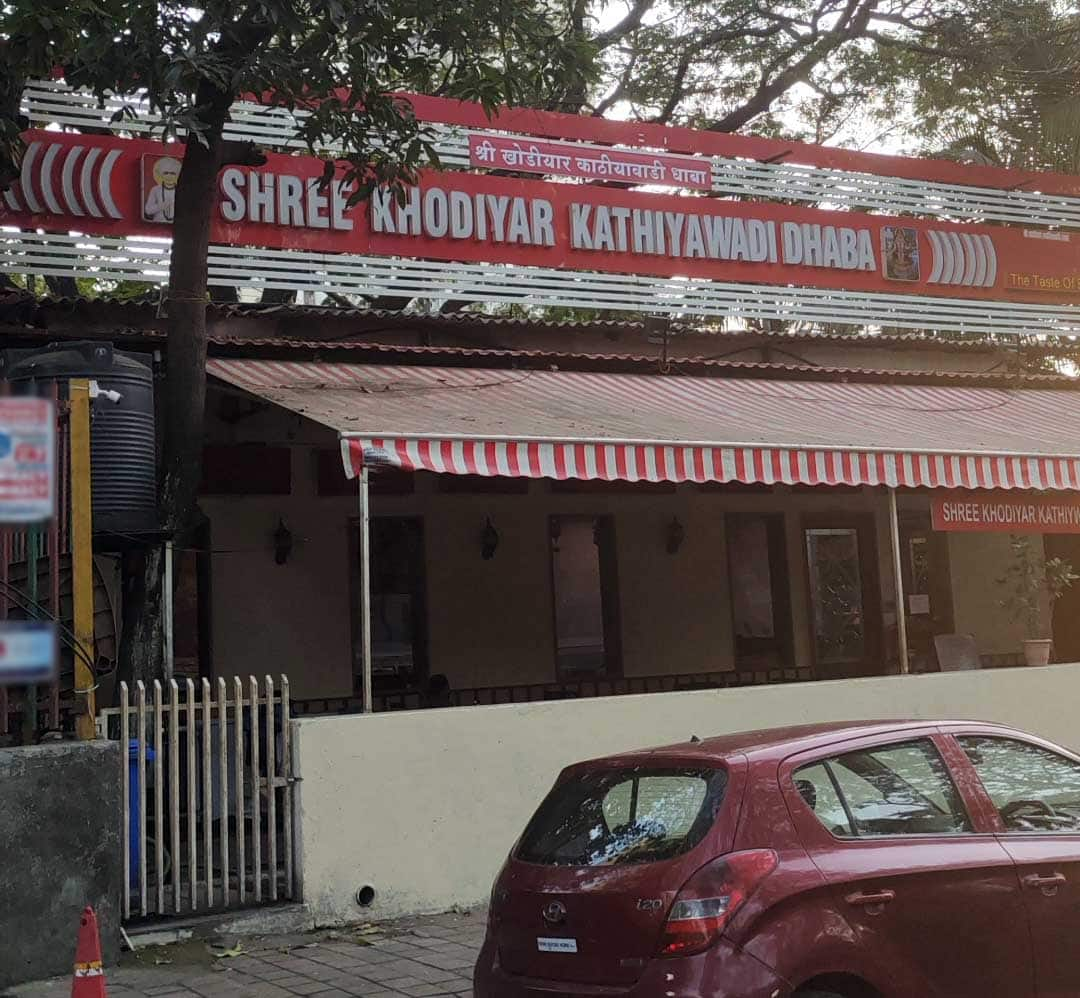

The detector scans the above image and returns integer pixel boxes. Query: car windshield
[515,766,726,867]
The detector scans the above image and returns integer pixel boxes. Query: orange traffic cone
[71,906,107,998]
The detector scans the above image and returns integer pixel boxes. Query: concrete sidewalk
[9,910,484,998]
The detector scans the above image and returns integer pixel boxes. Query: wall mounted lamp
[273,518,293,565]
[666,516,685,555]
[481,517,500,560]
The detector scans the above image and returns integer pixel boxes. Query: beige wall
[293,663,1080,924]
[949,532,1048,655]
[202,392,357,699]
[421,488,742,686]
[202,490,356,699]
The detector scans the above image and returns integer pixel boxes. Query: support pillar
[70,379,97,738]
[358,467,373,713]
[889,487,910,675]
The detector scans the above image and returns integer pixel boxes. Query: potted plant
[997,534,1078,666]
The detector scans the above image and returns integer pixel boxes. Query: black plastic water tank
[1,342,158,535]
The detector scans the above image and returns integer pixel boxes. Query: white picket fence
[98,675,295,921]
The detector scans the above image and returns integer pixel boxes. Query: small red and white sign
[931,490,1080,534]
[0,397,55,524]
[468,134,712,190]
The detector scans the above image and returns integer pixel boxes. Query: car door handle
[1022,872,1067,890]
[845,889,896,907]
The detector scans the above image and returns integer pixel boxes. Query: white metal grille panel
[99,676,295,920]
[4,229,1079,336]
[21,79,1080,228]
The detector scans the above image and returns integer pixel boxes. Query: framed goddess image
[881,225,921,282]
[141,154,182,223]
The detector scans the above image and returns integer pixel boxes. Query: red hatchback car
[474,719,1080,998]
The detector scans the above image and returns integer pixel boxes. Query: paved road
[10,910,483,998]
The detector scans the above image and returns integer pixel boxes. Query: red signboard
[6,129,1080,304]
[931,491,1080,533]
[468,134,712,190]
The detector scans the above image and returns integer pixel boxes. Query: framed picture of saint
[141,155,182,224]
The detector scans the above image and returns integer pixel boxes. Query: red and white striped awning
[206,359,1080,491]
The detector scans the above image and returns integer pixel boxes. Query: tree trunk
[45,275,79,298]
[115,545,165,689]
[118,128,224,685]
[162,132,222,532]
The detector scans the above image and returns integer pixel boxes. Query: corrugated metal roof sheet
[201,303,994,347]
[0,292,1029,352]
[207,358,1080,467]
[206,340,1074,387]
[2,316,1072,387]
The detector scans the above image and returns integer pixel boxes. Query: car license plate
[537,937,578,954]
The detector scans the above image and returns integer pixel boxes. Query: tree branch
[707,0,880,133]
[863,28,960,58]
[591,51,639,116]
[653,51,695,123]
[594,0,655,48]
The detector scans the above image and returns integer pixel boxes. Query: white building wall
[293,663,1080,924]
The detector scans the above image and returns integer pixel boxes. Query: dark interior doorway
[549,515,622,679]
[350,516,429,694]
[170,519,214,681]
[726,513,793,670]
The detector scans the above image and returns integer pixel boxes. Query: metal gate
[99,674,295,921]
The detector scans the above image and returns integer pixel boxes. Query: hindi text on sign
[468,134,712,190]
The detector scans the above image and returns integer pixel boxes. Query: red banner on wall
[6,129,1080,304]
[931,491,1080,533]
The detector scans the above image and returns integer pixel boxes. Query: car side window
[794,762,854,837]
[958,736,1080,833]
[795,738,972,838]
